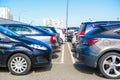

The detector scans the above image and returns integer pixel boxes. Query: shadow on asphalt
[0,67,9,73]
[0,65,52,75]
[52,53,59,59]
[73,61,105,78]
[32,64,52,73]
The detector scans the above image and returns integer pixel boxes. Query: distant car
[66,27,79,42]
[76,24,120,79]
[1,24,59,53]
[0,25,52,75]
[71,29,79,51]
[71,21,120,52]
[39,26,61,46]
[55,28,65,44]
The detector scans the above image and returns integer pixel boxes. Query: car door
[0,32,13,65]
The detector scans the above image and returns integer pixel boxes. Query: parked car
[72,21,120,52]
[0,24,59,53]
[76,24,120,78]
[66,27,79,42]
[39,26,61,46]
[0,25,52,75]
[71,29,80,51]
[55,28,65,44]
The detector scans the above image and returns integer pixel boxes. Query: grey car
[76,24,120,78]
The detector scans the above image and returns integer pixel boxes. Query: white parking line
[61,45,64,63]
[67,42,75,64]
[52,44,64,64]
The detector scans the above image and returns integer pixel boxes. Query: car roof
[82,21,120,24]
[1,24,52,36]
[38,26,55,28]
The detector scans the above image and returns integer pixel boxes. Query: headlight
[29,44,47,50]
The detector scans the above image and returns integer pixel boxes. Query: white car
[56,28,65,44]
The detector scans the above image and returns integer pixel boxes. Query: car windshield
[67,27,79,32]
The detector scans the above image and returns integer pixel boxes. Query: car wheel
[99,52,120,79]
[60,38,63,44]
[8,53,31,75]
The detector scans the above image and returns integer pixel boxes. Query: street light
[66,0,69,29]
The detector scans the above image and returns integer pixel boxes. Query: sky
[0,0,120,27]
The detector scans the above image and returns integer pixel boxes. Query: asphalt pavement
[0,42,111,80]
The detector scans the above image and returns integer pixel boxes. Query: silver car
[76,24,120,79]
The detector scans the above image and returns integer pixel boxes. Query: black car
[0,25,52,75]
[66,27,79,42]
[0,23,59,53]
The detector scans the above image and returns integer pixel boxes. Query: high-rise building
[118,17,120,21]
[0,8,13,20]
[43,18,64,28]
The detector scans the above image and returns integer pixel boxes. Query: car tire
[8,53,31,75]
[99,52,120,79]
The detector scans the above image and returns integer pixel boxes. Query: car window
[45,28,53,33]
[114,29,120,35]
[7,25,42,35]
[85,24,94,33]
[79,23,86,32]
[67,27,79,32]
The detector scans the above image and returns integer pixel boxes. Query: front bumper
[32,49,52,68]
[76,45,99,68]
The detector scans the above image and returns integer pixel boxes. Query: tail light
[79,32,85,37]
[50,35,57,43]
[81,39,98,46]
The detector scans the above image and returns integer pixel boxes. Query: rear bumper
[76,45,99,68]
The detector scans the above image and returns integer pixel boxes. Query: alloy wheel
[102,55,120,78]
[10,56,28,74]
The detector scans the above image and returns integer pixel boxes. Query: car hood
[17,36,52,51]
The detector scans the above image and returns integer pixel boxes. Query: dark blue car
[0,25,52,75]
[1,24,59,53]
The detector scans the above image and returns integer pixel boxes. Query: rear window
[67,27,79,32]
[79,23,93,34]
[86,27,105,35]
[85,24,94,33]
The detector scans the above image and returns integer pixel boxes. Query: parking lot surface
[0,42,110,80]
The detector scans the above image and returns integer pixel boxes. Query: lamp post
[66,0,69,30]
